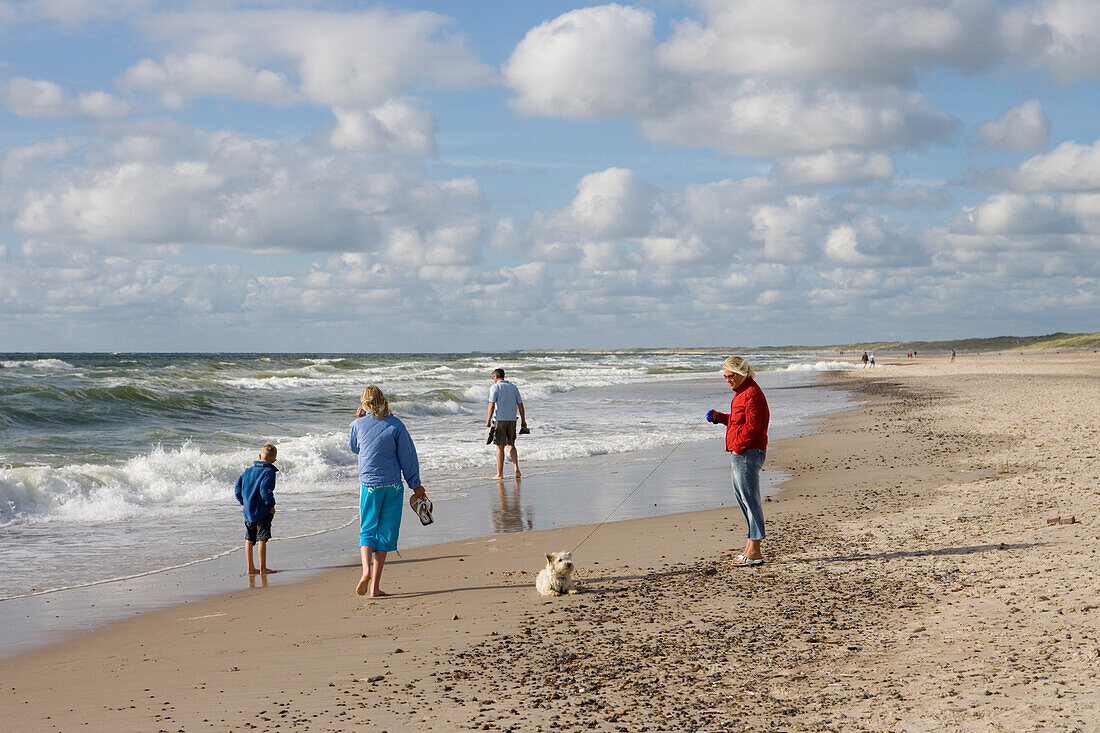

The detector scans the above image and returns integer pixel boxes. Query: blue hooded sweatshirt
[234,460,278,522]
[349,414,421,489]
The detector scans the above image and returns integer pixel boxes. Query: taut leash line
[571,440,685,554]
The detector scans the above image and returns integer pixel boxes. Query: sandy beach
[4,351,1100,731]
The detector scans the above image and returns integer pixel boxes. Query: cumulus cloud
[9,126,485,262]
[329,99,437,155]
[503,4,960,156]
[978,98,1049,151]
[1015,0,1100,83]
[1,78,133,119]
[504,4,662,118]
[641,82,957,156]
[119,53,298,108]
[659,0,1012,83]
[138,8,493,109]
[1009,139,1100,191]
[1,137,70,180]
[952,192,1074,235]
[772,150,894,184]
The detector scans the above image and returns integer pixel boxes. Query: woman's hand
[356,406,367,418]
[412,485,427,500]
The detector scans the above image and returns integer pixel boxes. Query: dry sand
[3,351,1100,732]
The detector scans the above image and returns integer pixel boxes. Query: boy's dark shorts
[492,420,517,446]
[245,515,273,542]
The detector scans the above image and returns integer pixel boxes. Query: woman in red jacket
[707,356,770,566]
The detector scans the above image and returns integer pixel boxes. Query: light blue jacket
[349,414,421,489]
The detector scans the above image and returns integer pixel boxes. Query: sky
[0,0,1098,352]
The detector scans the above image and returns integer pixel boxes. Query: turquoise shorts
[359,481,403,551]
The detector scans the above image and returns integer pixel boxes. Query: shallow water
[0,352,856,602]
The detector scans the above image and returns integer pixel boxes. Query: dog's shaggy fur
[535,551,579,596]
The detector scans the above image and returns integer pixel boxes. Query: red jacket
[713,377,769,454]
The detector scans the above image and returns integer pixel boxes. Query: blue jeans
[731,449,766,541]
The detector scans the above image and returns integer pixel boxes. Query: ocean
[0,351,858,603]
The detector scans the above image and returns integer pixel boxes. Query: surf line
[570,440,685,555]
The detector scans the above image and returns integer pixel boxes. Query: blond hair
[360,385,392,419]
[260,443,277,462]
[722,356,755,379]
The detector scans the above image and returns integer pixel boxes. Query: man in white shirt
[486,368,528,479]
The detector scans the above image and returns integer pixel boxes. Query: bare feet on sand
[356,574,371,596]
[260,568,278,574]
[369,589,389,598]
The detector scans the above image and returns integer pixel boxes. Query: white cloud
[119,53,298,108]
[329,99,437,155]
[139,8,493,109]
[1015,0,1100,83]
[978,98,1049,151]
[504,4,661,119]
[503,6,959,156]
[822,214,926,266]
[9,126,485,261]
[750,195,832,263]
[773,150,894,184]
[2,137,70,180]
[639,82,957,155]
[660,0,1011,83]
[1010,140,1100,192]
[952,192,1073,235]
[565,168,660,240]
[1,77,133,119]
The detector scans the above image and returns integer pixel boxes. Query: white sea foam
[783,360,860,372]
[1,358,75,369]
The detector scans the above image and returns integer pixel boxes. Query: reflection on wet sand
[490,479,533,533]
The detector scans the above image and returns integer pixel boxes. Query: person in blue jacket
[350,385,427,598]
[234,443,279,575]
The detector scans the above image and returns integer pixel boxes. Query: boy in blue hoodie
[234,443,279,575]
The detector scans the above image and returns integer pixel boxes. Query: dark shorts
[493,420,518,446]
[245,515,273,542]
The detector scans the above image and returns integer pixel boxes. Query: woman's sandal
[730,554,764,567]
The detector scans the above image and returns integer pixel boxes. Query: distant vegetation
[758,332,1100,354]
[522,332,1100,355]
[765,331,1100,354]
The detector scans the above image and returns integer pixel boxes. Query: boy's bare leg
[508,445,521,478]
[245,540,258,575]
[493,445,505,480]
[257,540,277,574]
[356,546,372,595]
[369,550,388,597]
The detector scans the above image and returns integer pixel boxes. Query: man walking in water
[487,368,528,479]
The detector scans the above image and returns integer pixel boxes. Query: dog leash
[570,439,685,554]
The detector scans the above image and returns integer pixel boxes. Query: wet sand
[3,351,1100,731]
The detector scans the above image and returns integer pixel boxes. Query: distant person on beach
[951,349,956,363]
[487,368,528,480]
[350,385,427,598]
[706,356,770,567]
[861,352,869,368]
[234,443,279,575]
[869,352,876,367]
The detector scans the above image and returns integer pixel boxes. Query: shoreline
[5,352,1098,730]
[0,370,846,659]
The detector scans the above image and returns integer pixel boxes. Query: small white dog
[536,551,579,596]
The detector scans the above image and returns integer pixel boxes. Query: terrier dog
[535,551,579,596]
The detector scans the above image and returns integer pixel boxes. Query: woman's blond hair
[722,356,755,379]
[360,385,392,419]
